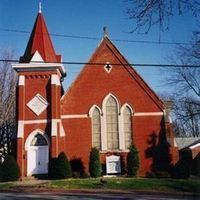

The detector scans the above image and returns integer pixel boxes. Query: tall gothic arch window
[92,107,101,149]
[106,96,119,150]
[123,106,132,149]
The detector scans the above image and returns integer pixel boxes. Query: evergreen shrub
[89,147,101,178]
[57,152,72,179]
[1,155,20,181]
[48,152,72,179]
[127,144,139,177]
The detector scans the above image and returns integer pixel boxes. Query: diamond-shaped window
[27,94,48,116]
[104,62,112,73]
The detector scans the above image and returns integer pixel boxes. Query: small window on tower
[104,62,112,73]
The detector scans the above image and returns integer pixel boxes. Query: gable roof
[20,12,61,63]
[61,36,164,112]
[93,36,165,110]
[176,137,200,150]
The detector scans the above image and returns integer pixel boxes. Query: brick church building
[13,9,179,177]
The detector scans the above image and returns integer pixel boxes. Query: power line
[0,59,200,68]
[0,28,191,45]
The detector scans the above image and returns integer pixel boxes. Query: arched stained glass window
[106,96,119,150]
[92,107,101,149]
[123,106,132,149]
[30,134,48,146]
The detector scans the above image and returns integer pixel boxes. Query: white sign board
[106,155,121,174]
[27,93,48,116]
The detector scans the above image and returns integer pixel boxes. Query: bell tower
[12,7,66,177]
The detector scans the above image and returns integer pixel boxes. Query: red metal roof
[20,13,61,63]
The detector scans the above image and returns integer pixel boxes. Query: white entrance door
[27,134,49,176]
[27,146,49,175]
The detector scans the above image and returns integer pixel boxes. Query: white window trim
[90,105,102,150]
[102,93,120,151]
[89,105,105,150]
[89,96,135,152]
[120,103,134,150]
[25,129,50,151]
[104,62,112,73]
[89,105,102,117]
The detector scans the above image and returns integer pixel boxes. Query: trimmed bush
[48,152,72,179]
[57,152,72,179]
[89,147,101,178]
[1,155,20,181]
[127,144,139,177]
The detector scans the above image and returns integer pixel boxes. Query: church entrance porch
[25,130,49,176]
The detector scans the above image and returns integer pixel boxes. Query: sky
[0,0,198,94]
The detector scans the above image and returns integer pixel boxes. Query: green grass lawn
[0,182,14,190]
[0,177,199,194]
[45,177,200,194]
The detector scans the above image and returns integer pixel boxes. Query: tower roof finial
[103,26,108,38]
[39,2,42,13]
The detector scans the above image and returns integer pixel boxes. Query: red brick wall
[16,38,177,177]
[60,38,168,176]
[16,70,62,177]
[62,118,92,172]
[61,115,168,176]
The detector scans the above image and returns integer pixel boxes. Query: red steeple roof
[20,12,61,63]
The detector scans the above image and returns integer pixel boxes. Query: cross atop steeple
[103,26,108,38]
[20,7,62,63]
[39,2,42,13]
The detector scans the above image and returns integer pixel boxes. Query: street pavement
[0,192,199,200]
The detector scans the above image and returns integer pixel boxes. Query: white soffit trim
[17,121,24,138]
[30,50,44,63]
[134,112,163,116]
[61,114,88,119]
[18,75,25,86]
[189,143,200,149]
[51,74,61,85]
[12,63,66,75]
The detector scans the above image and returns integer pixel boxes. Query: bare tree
[126,0,200,136]
[172,98,200,137]
[165,32,200,136]
[0,49,17,162]
[167,31,200,97]
[126,0,200,34]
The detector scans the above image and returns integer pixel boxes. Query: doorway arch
[25,129,49,176]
